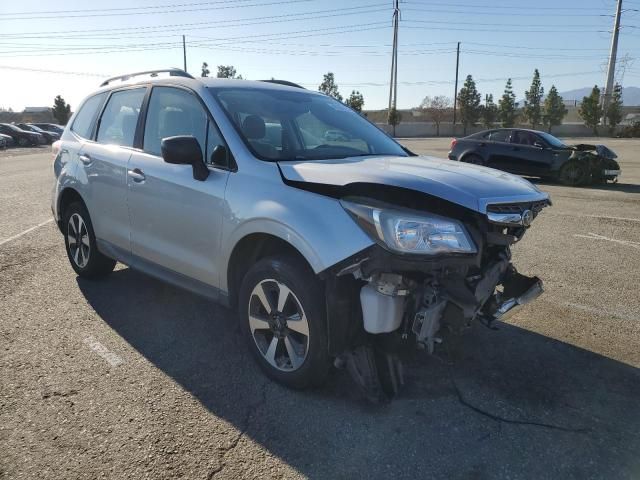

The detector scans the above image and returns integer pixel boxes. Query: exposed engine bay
[321,192,549,402]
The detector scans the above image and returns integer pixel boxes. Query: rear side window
[490,130,511,143]
[71,92,107,139]
[97,88,146,147]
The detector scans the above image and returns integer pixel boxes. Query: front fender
[219,167,374,292]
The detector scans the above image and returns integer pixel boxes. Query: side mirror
[210,144,228,167]
[533,141,546,149]
[161,135,209,181]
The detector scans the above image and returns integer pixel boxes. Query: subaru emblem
[522,210,533,227]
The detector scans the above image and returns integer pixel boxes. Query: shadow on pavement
[528,177,640,194]
[77,268,640,479]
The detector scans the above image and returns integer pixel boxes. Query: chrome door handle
[128,168,146,182]
[79,154,92,165]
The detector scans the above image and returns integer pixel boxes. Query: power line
[0,0,318,20]
[0,0,304,16]
[0,3,388,39]
[0,23,392,58]
[0,65,109,77]
[404,7,612,17]
[403,1,610,11]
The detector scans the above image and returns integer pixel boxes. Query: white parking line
[573,232,640,250]
[83,336,124,367]
[0,218,54,246]
[553,213,640,223]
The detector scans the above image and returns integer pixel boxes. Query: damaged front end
[569,144,621,184]
[324,196,549,402]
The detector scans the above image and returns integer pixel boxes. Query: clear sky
[0,0,639,112]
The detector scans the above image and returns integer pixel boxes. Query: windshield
[27,125,44,133]
[538,131,568,149]
[1,124,22,132]
[209,87,407,161]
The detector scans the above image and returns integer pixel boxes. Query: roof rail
[100,68,194,87]
[259,79,305,89]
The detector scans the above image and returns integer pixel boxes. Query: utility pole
[602,0,622,123]
[182,35,187,73]
[453,42,460,126]
[387,0,400,113]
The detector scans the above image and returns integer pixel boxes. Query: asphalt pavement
[1,139,639,479]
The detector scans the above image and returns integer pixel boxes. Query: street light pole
[602,0,623,123]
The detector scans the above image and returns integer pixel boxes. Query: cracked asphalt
[1,139,639,479]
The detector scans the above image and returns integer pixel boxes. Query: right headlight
[340,199,476,255]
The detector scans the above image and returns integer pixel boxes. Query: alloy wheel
[67,213,90,268]
[248,279,310,372]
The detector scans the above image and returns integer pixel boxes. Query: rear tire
[17,137,29,147]
[238,254,330,390]
[63,202,116,278]
[463,154,485,166]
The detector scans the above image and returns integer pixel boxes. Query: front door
[127,86,230,290]
[506,131,554,176]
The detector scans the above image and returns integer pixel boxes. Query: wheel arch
[226,232,314,308]
[460,150,485,165]
[57,187,87,231]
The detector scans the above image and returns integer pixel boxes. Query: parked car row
[0,122,63,148]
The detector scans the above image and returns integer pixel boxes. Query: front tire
[63,202,116,278]
[238,254,330,389]
[558,161,590,186]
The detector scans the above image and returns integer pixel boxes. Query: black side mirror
[161,135,209,181]
[210,144,228,167]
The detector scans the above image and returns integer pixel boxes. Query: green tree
[457,75,481,134]
[387,107,402,137]
[51,95,71,125]
[480,94,498,129]
[606,83,624,134]
[345,90,365,112]
[523,69,544,129]
[579,85,603,135]
[498,78,517,127]
[201,62,210,78]
[542,85,568,133]
[318,72,343,101]
[216,65,242,79]
[420,95,451,137]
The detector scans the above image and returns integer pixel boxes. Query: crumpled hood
[278,155,549,213]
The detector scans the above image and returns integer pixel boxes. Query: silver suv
[52,69,550,400]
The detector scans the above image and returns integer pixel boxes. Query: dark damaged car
[448,128,621,186]
[52,70,550,401]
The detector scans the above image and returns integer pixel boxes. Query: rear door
[484,129,514,171]
[79,87,147,261]
[127,85,230,290]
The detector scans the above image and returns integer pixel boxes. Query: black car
[0,123,42,147]
[31,123,64,135]
[16,123,60,144]
[448,128,621,186]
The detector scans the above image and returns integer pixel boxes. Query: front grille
[487,200,549,216]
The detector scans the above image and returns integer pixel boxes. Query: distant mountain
[557,86,640,106]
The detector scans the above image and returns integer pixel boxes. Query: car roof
[92,73,314,96]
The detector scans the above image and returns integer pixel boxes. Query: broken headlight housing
[341,199,476,255]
